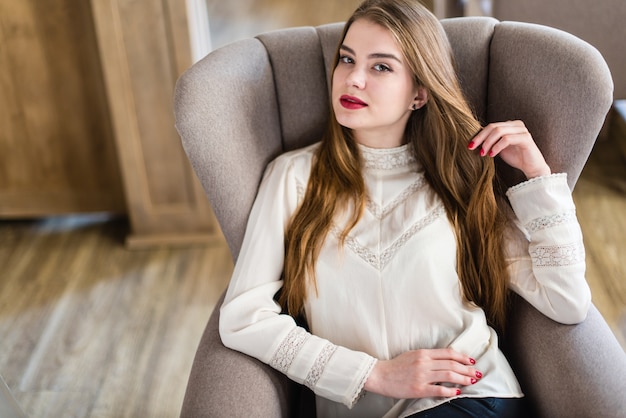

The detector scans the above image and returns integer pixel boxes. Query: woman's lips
[340,95,368,110]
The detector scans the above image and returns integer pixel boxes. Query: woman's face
[332,19,426,148]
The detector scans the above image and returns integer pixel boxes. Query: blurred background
[0,0,624,416]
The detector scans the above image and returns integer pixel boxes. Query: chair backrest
[492,0,626,100]
[174,17,613,261]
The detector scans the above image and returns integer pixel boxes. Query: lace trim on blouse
[304,343,338,389]
[525,210,577,233]
[367,177,427,219]
[269,327,310,374]
[350,356,378,408]
[530,242,585,267]
[337,205,446,271]
[294,145,417,202]
[506,173,567,195]
[359,144,416,170]
[296,179,306,201]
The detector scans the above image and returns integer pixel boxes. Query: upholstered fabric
[486,21,613,189]
[175,17,624,418]
[492,0,626,100]
[504,296,626,417]
[174,37,281,260]
[179,293,295,417]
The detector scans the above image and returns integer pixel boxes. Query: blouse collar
[358,143,417,171]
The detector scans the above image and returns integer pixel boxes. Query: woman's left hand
[468,120,551,179]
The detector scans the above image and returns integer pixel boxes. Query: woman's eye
[339,55,354,64]
[373,63,391,72]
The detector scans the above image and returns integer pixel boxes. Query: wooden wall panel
[0,0,125,216]
[90,0,218,247]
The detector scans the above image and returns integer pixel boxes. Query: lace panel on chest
[335,205,446,271]
[367,177,426,219]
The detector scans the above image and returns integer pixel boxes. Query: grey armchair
[174,17,626,418]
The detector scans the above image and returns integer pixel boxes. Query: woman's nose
[346,68,366,89]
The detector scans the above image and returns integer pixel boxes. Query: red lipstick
[340,95,368,110]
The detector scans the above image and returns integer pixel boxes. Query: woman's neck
[352,129,405,149]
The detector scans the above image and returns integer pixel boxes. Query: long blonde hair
[280,0,511,332]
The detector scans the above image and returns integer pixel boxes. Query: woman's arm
[504,174,591,324]
[219,149,376,408]
[470,121,591,324]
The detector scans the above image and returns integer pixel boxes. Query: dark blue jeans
[408,397,526,418]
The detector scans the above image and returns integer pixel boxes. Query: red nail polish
[471,378,477,384]
[480,149,486,156]
[476,371,483,379]
[489,150,495,157]
[456,389,461,396]
[469,358,476,365]
[468,141,475,149]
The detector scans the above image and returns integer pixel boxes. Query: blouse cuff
[505,173,575,226]
[350,357,377,408]
[268,326,377,408]
[311,346,377,408]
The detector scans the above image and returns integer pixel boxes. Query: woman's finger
[469,121,529,156]
[365,349,483,399]
[467,120,550,178]
[430,364,483,383]
[427,347,475,365]
[487,131,530,157]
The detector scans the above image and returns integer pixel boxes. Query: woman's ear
[413,86,429,110]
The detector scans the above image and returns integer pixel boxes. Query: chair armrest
[503,295,626,417]
[180,294,295,418]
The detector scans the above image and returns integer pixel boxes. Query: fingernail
[480,149,486,156]
[468,141,475,149]
[489,150,495,157]
[471,378,477,384]
[456,389,461,396]
[476,371,483,379]
[469,358,476,365]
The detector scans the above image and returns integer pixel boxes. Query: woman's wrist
[524,163,551,179]
[363,360,383,393]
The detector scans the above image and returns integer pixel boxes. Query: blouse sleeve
[504,173,591,324]
[219,151,377,408]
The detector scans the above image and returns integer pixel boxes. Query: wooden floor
[572,130,626,348]
[1,1,625,416]
[0,216,232,417]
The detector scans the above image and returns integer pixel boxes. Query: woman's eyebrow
[340,45,402,63]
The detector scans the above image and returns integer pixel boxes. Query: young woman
[219,0,591,416]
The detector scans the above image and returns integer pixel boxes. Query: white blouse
[219,142,591,418]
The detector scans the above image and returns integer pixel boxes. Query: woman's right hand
[363,348,482,398]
